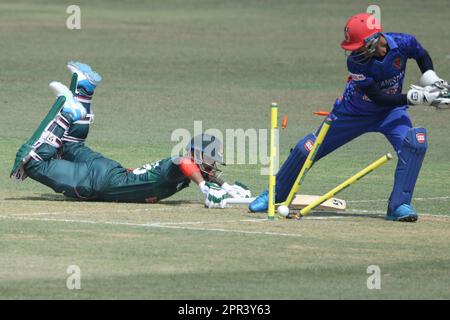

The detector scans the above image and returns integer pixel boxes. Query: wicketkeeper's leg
[274,114,370,203]
[380,108,426,219]
[249,108,379,212]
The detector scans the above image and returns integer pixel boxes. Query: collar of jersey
[382,33,398,50]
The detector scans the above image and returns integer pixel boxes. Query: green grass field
[1,0,450,299]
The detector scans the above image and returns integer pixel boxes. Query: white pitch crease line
[305,216,346,220]
[0,215,303,238]
[0,215,153,228]
[240,218,271,222]
[10,212,71,216]
[151,224,303,237]
[142,218,275,226]
[154,220,242,226]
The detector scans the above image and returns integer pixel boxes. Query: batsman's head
[186,133,225,178]
[341,13,386,64]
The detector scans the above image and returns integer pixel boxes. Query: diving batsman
[250,13,450,221]
[11,62,250,207]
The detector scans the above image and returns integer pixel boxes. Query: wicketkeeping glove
[407,84,450,108]
[221,181,252,198]
[418,70,449,88]
[204,183,230,209]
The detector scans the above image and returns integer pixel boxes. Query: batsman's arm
[178,157,209,195]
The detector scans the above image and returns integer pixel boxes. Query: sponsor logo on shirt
[416,133,426,143]
[349,73,366,81]
[380,71,404,88]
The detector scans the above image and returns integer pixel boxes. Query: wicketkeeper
[11,62,251,207]
[250,13,450,221]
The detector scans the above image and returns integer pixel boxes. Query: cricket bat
[220,194,346,211]
[290,194,346,212]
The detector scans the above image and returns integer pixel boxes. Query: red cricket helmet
[341,13,383,51]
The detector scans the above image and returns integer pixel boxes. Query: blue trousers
[317,106,412,159]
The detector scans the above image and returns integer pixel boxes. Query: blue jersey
[338,32,426,115]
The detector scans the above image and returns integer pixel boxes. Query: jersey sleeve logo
[349,72,366,81]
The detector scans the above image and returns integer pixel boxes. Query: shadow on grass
[4,194,66,202]
[4,194,200,206]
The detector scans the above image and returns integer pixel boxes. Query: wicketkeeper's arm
[361,83,408,107]
[416,50,434,74]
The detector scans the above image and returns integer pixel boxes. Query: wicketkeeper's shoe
[248,190,268,213]
[386,204,418,222]
[67,61,102,96]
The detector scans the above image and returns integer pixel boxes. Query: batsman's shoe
[67,61,102,96]
[49,82,86,121]
[386,204,418,222]
[248,190,268,213]
[10,96,68,180]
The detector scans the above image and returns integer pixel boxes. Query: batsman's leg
[11,82,97,198]
[62,61,102,162]
[11,78,88,179]
[10,96,66,180]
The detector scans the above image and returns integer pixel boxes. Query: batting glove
[204,183,230,209]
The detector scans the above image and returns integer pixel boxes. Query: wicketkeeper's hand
[407,84,450,108]
[221,181,252,198]
[204,183,230,209]
[419,70,449,89]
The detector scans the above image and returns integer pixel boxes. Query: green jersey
[101,156,191,203]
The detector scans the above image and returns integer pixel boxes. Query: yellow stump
[297,153,393,218]
[268,103,278,220]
